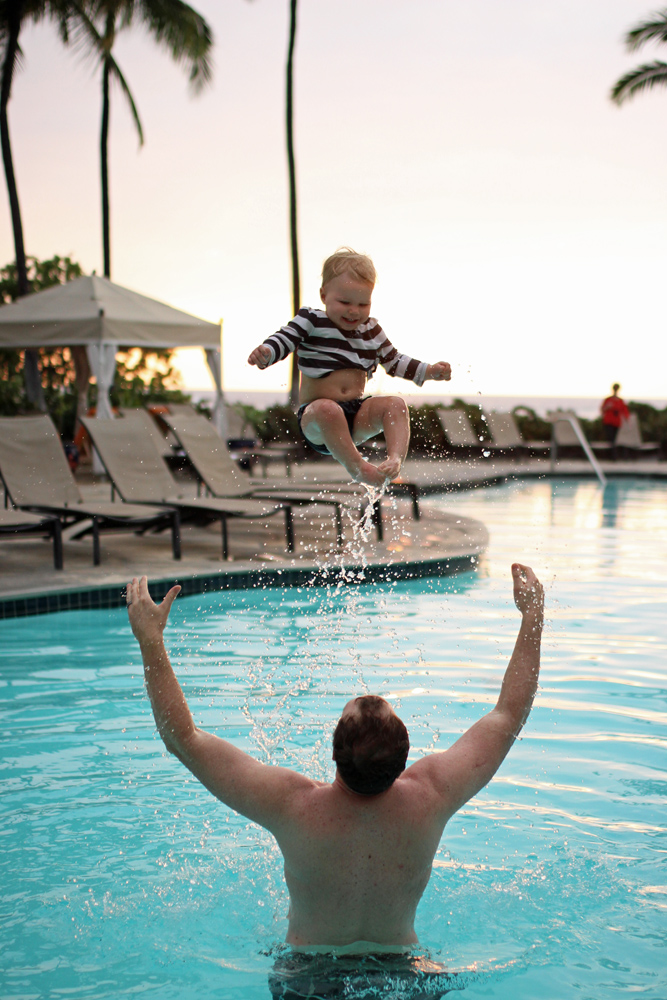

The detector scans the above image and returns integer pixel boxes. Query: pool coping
[0,551,481,620]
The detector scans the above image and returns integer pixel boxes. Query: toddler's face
[320,272,373,332]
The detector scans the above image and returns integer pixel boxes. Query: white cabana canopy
[0,275,224,434]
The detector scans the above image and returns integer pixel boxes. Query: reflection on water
[431,476,667,582]
[0,479,666,999]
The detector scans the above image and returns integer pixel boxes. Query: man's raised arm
[410,563,544,816]
[126,576,311,829]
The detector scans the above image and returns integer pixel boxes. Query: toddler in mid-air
[248,248,451,487]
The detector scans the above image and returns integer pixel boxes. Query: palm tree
[286,0,300,408]
[1,1,84,407]
[72,0,213,278]
[611,9,667,105]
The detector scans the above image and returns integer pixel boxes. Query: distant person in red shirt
[601,383,630,451]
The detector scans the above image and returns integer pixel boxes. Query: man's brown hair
[333,696,409,795]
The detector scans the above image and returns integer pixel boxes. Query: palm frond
[136,0,213,92]
[0,0,47,53]
[106,51,144,144]
[625,10,667,52]
[84,0,213,90]
[610,60,667,104]
[0,38,24,77]
[0,0,49,27]
[54,3,109,65]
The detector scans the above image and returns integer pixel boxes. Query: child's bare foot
[376,456,402,482]
[352,459,389,489]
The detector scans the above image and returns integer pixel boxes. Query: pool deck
[2,454,665,617]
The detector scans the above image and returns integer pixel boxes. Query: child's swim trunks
[296,397,369,456]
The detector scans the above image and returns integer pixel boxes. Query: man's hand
[426,361,451,381]
[248,345,272,369]
[126,575,181,646]
[511,563,544,626]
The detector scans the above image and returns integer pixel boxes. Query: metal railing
[549,413,607,488]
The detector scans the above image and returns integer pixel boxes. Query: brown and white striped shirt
[261,308,428,386]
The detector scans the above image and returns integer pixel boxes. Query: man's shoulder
[399,754,460,805]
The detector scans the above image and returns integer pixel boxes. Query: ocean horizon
[189,390,667,420]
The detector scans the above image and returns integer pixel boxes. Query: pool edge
[0,552,481,619]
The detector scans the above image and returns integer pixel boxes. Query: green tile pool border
[0,552,479,620]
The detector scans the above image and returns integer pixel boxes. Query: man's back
[127,563,544,950]
[273,769,449,947]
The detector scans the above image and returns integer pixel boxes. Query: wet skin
[127,565,544,950]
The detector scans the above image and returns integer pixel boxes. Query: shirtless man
[126,563,544,951]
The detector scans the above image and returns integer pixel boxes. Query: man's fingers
[512,563,542,596]
[162,585,181,614]
[126,576,138,606]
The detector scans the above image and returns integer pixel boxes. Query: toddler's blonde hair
[321,248,376,288]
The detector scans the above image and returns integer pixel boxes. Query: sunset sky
[1,0,667,401]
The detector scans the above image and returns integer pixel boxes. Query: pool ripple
[1,478,666,998]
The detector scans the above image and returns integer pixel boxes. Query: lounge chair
[246,432,424,522]
[168,402,299,476]
[158,410,381,545]
[615,413,660,460]
[484,412,551,458]
[437,410,503,458]
[0,508,63,569]
[119,407,175,459]
[163,407,422,525]
[0,415,180,565]
[81,416,300,560]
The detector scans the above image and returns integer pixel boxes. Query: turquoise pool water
[1,477,666,999]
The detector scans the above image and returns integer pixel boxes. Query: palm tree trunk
[0,7,27,296]
[101,55,111,278]
[1,1,45,410]
[286,0,300,409]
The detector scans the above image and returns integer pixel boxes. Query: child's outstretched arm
[377,330,451,386]
[248,313,311,372]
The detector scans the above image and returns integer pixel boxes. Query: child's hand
[427,362,451,381]
[248,345,272,369]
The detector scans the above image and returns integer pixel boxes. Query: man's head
[320,249,376,332]
[333,695,409,795]
[612,383,621,394]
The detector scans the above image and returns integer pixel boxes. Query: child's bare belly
[299,369,367,405]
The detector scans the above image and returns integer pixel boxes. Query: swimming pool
[1,477,665,999]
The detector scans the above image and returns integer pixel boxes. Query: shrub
[511,406,551,442]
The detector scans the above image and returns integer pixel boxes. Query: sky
[2,0,667,401]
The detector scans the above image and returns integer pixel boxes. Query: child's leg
[352,396,410,480]
[300,399,389,487]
